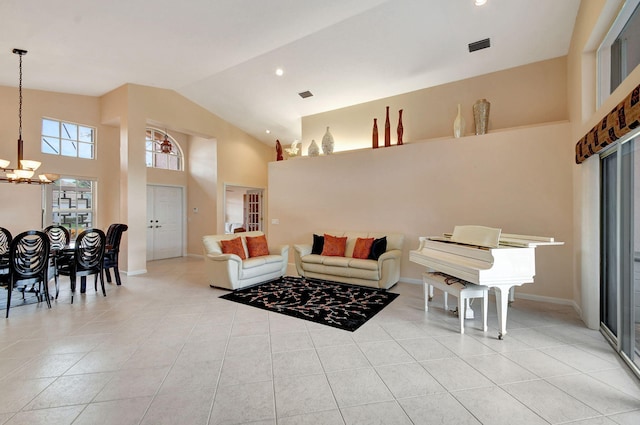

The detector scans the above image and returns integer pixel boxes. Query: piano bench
[422,272,489,334]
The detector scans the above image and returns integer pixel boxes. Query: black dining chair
[103,223,128,286]
[58,228,106,304]
[0,227,13,286]
[4,230,51,318]
[44,224,71,299]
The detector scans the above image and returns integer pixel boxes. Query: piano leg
[482,291,488,332]
[423,283,429,311]
[494,286,511,340]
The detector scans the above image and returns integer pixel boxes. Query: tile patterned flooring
[0,256,639,425]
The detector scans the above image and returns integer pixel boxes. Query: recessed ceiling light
[475,0,487,6]
[265,129,271,134]
[275,68,284,76]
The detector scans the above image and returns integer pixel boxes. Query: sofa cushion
[368,237,387,260]
[322,234,347,256]
[311,234,324,254]
[220,237,246,260]
[262,254,285,264]
[240,260,282,279]
[322,256,351,267]
[246,234,270,258]
[243,257,266,269]
[352,237,374,259]
[347,258,379,271]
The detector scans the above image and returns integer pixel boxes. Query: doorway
[147,185,184,260]
[224,185,264,233]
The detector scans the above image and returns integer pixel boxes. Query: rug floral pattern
[219,276,399,332]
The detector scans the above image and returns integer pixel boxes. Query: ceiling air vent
[298,90,313,99]
[468,38,490,53]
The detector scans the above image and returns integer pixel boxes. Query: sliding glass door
[601,137,640,374]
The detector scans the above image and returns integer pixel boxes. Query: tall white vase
[453,104,465,138]
[321,126,334,155]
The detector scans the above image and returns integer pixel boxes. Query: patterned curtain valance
[575,83,640,164]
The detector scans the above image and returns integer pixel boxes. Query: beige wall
[0,87,120,235]
[269,57,575,303]
[269,121,574,301]
[301,56,567,153]
[1,83,271,273]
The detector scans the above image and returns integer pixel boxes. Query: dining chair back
[44,225,70,250]
[0,227,11,256]
[4,230,51,318]
[58,228,106,304]
[0,227,12,283]
[44,224,71,300]
[103,223,128,285]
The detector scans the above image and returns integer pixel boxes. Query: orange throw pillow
[352,237,374,259]
[321,234,347,256]
[220,237,246,260]
[246,235,270,258]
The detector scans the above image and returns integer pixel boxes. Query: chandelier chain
[18,51,23,140]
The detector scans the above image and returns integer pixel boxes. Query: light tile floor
[1,256,639,425]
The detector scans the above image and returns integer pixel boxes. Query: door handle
[155,225,162,228]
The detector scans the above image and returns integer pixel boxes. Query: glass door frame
[600,130,640,378]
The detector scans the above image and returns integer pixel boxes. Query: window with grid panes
[41,118,95,159]
[49,178,95,240]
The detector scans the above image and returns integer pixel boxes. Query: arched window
[145,128,183,171]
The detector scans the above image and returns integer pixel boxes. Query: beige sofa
[203,231,288,290]
[294,231,404,289]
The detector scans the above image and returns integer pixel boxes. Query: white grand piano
[410,225,563,339]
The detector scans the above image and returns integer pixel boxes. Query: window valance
[575,83,640,164]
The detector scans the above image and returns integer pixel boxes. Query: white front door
[147,185,183,260]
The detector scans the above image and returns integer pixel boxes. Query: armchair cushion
[246,234,270,258]
[220,237,246,260]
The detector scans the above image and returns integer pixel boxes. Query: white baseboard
[125,269,147,276]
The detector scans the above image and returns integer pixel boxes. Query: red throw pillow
[321,234,347,256]
[246,235,270,258]
[220,237,246,260]
[352,237,374,259]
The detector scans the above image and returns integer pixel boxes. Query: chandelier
[160,130,172,154]
[0,49,58,184]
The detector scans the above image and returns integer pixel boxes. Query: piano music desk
[423,272,488,334]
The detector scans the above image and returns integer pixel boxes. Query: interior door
[245,189,262,231]
[147,185,183,260]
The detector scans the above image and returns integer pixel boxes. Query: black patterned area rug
[219,276,400,332]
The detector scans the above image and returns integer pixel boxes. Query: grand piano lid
[450,225,501,248]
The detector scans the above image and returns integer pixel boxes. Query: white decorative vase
[321,126,334,155]
[453,104,465,138]
[308,139,320,157]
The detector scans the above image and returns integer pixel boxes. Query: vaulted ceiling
[0,0,581,146]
